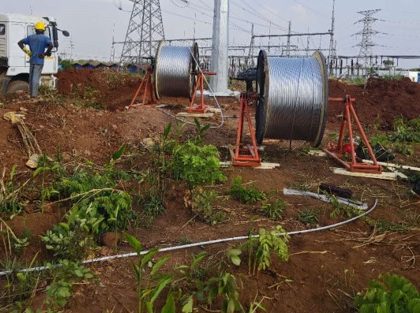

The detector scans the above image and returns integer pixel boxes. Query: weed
[230,177,266,204]
[42,222,94,260]
[233,226,289,275]
[191,188,226,225]
[260,199,286,221]
[0,166,25,217]
[297,209,319,226]
[45,260,94,311]
[354,273,420,313]
[125,234,174,313]
[142,195,165,218]
[329,195,361,219]
[192,118,210,145]
[373,219,408,233]
[172,141,226,188]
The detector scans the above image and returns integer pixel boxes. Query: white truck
[0,13,69,95]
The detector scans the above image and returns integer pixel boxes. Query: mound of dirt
[56,69,142,111]
[328,78,420,129]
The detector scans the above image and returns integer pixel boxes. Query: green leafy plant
[260,199,286,221]
[191,188,226,225]
[192,118,210,144]
[172,141,226,188]
[329,195,361,219]
[42,222,94,260]
[45,260,94,311]
[125,234,175,313]
[0,166,25,217]
[233,227,289,275]
[297,209,319,226]
[205,272,243,313]
[230,177,266,204]
[354,273,420,313]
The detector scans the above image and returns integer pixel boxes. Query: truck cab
[0,13,68,95]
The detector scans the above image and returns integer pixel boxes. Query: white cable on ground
[0,199,378,277]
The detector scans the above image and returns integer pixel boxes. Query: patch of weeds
[373,219,408,233]
[73,86,102,109]
[231,226,289,275]
[329,195,362,219]
[371,117,420,156]
[260,199,286,221]
[172,141,226,188]
[191,188,226,225]
[230,176,266,204]
[354,273,420,313]
[0,166,25,217]
[45,260,94,311]
[40,148,134,258]
[297,209,320,226]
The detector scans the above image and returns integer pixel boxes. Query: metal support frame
[188,71,216,113]
[231,92,261,167]
[325,95,381,173]
[127,66,156,108]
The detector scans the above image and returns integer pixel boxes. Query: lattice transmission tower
[120,0,165,64]
[353,9,382,67]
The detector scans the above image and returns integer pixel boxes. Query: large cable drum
[154,42,199,99]
[256,50,328,147]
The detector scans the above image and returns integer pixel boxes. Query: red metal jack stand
[325,95,382,173]
[126,66,156,109]
[231,92,261,167]
[188,71,216,113]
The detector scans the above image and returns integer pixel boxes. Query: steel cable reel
[256,50,328,147]
[154,41,199,99]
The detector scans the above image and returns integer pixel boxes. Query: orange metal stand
[325,95,382,173]
[232,92,261,167]
[188,71,216,113]
[126,66,156,109]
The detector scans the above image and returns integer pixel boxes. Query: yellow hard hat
[34,21,46,31]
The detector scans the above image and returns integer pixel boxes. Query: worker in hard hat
[17,21,53,97]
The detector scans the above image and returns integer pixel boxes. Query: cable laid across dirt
[0,199,378,277]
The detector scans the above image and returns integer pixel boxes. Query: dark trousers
[29,63,43,97]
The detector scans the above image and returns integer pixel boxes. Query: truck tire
[7,80,29,95]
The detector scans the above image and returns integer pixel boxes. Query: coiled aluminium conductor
[256,50,328,147]
[154,42,199,99]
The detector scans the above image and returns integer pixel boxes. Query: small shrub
[191,188,226,225]
[354,273,420,313]
[230,177,266,204]
[298,209,319,226]
[0,166,24,216]
[172,141,226,188]
[45,260,94,311]
[234,226,289,275]
[260,199,286,220]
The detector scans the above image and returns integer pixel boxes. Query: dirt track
[0,70,419,313]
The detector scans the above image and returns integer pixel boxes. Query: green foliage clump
[371,117,420,156]
[230,177,266,204]
[297,209,319,226]
[260,199,286,220]
[232,226,289,275]
[172,141,226,188]
[191,188,226,225]
[0,166,24,217]
[41,149,133,258]
[45,260,94,311]
[355,273,420,313]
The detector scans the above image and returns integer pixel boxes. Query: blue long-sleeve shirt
[21,34,52,65]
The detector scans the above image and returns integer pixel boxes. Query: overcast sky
[3,0,420,67]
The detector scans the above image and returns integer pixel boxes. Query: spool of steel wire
[154,42,199,99]
[256,50,328,147]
